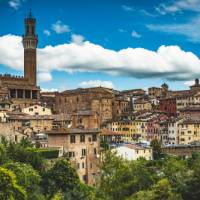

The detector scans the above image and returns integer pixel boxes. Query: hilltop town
[2,13,200,190]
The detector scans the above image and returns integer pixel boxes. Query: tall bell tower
[22,11,38,86]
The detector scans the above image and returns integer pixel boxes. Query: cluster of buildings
[2,13,200,185]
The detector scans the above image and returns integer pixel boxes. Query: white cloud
[9,0,23,10]
[147,16,200,43]
[0,34,23,71]
[79,80,114,88]
[131,30,141,38]
[184,80,195,86]
[51,21,70,34]
[118,29,127,33]
[1,34,200,81]
[156,0,200,15]
[71,34,85,45]
[38,72,52,82]
[121,5,135,12]
[41,88,58,92]
[43,30,51,36]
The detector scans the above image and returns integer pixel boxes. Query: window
[68,151,75,158]
[82,149,86,156]
[94,148,97,155]
[82,162,85,168]
[77,163,80,169]
[80,134,85,142]
[90,163,92,169]
[88,137,92,142]
[14,135,17,142]
[70,135,76,143]
[82,175,87,182]
[29,108,33,112]
[92,134,97,142]
[77,118,82,124]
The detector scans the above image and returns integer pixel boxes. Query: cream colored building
[176,93,200,111]
[8,113,54,134]
[148,87,162,98]
[0,122,29,143]
[178,120,200,145]
[133,99,152,111]
[47,128,101,186]
[22,105,52,116]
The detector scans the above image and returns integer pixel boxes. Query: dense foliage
[1,137,200,199]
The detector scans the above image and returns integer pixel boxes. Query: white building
[114,144,153,160]
[167,118,183,145]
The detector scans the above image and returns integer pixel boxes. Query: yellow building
[133,120,148,141]
[107,120,136,141]
[106,119,148,141]
[178,120,200,145]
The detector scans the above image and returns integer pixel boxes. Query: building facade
[47,129,100,185]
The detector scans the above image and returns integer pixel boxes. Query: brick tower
[22,11,38,86]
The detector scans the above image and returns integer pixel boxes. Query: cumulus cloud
[8,0,23,10]
[131,30,141,38]
[43,30,51,36]
[147,16,200,43]
[38,72,52,82]
[156,0,200,15]
[79,80,114,88]
[0,34,23,71]
[71,34,85,45]
[1,34,200,82]
[51,21,70,34]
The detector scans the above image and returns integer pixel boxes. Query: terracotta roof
[46,128,101,135]
[101,129,125,136]
[179,119,200,124]
[8,113,54,120]
[71,110,93,116]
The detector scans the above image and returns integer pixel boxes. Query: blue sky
[0,0,200,91]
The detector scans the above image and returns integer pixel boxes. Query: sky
[0,0,200,92]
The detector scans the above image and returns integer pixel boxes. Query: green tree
[150,139,162,160]
[181,155,200,200]
[6,142,46,171]
[152,178,182,200]
[162,157,189,192]
[126,190,153,200]
[0,143,7,165]
[42,159,81,198]
[128,179,182,200]
[19,137,33,148]
[98,151,155,200]
[4,162,44,200]
[0,167,27,200]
